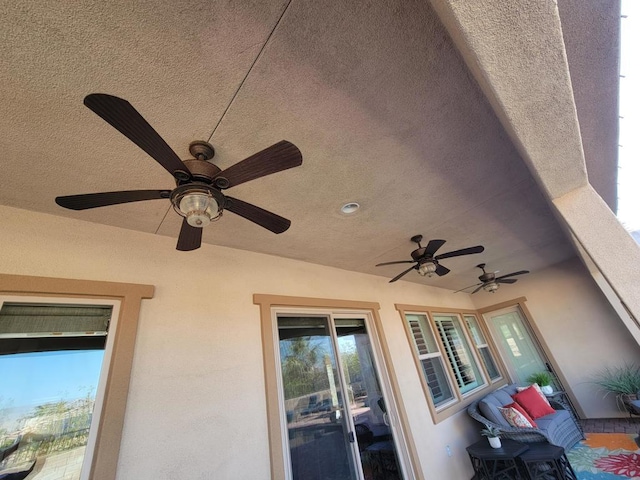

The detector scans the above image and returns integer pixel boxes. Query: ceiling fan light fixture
[417,261,437,277]
[483,282,499,293]
[171,185,223,228]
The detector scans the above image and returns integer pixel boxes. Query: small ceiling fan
[375,235,484,283]
[455,263,530,294]
[55,94,302,251]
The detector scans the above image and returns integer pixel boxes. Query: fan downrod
[189,141,215,161]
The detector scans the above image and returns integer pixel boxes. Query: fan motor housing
[181,159,222,184]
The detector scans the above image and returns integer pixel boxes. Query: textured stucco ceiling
[0,0,619,291]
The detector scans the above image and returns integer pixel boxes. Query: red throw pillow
[512,386,555,419]
[504,402,538,428]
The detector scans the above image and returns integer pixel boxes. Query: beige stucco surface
[1,203,637,478]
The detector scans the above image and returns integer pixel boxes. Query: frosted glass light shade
[483,282,499,293]
[417,262,437,277]
[180,192,219,227]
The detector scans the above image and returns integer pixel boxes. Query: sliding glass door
[277,314,403,480]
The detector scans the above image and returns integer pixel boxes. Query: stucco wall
[471,257,640,419]
[0,205,479,479]
[1,205,637,478]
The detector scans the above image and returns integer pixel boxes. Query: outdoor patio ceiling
[0,0,619,291]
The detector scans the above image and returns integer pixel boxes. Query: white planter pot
[488,436,501,449]
[541,385,553,395]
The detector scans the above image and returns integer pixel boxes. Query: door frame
[254,294,422,480]
[478,297,585,418]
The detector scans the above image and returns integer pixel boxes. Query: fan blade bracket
[214,176,230,189]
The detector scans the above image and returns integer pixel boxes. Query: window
[406,314,454,408]
[464,314,501,381]
[397,305,506,421]
[0,274,153,480]
[433,314,485,395]
[0,301,113,480]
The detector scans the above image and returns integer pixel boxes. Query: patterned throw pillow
[498,404,536,428]
[517,383,551,406]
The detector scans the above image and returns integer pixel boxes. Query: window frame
[0,273,154,480]
[396,304,507,423]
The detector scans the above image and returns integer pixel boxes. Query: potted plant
[481,426,502,448]
[527,371,554,395]
[591,363,640,412]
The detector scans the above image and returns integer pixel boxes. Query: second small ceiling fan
[55,93,303,251]
[376,235,485,283]
[455,263,530,294]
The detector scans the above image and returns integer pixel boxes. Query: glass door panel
[335,319,402,480]
[485,308,547,385]
[277,316,358,480]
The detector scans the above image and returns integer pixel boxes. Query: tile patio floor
[26,446,85,480]
[581,416,640,434]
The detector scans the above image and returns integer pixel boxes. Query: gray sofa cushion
[477,385,519,427]
[478,399,509,426]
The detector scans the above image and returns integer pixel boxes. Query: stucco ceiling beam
[553,185,640,337]
[428,0,588,202]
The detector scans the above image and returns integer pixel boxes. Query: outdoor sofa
[468,384,584,451]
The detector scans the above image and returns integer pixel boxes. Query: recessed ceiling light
[341,202,360,214]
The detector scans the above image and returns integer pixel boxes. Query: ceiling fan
[55,93,302,251]
[375,235,485,283]
[455,263,530,294]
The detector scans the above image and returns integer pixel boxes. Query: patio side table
[518,442,577,479]
[467,438,529,479]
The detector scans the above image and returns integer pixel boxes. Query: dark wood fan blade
[84,94,191,180]
[471,285,484,294]
[214,141,302,189]
[435,245,484,260]
[497,278,518,284]
[454,283,482,293]
[389,265,417,283]
[55,190,171,210]
[375,260,414,267]
[225,196,291,234]
[495,270,530,280]
[176,219,202,251]
[425,239,446,256]
[435,264,450,276]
